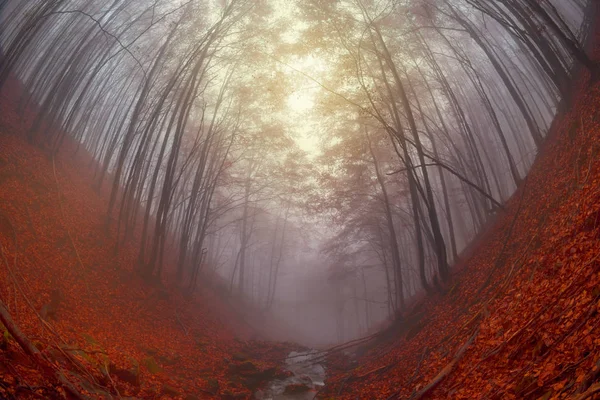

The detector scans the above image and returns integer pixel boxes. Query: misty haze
[0,0,599,399]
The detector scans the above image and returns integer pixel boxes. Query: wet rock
[206,378,220,395]
[254,367,277,380]
[229,360,259,375]
[157,352,181,366]
[283,383,311,394]
[0,332,8,350]
[274,368,294,380]
[143,347,158,356]
[242,368,277,390]
[298,374,313,385]
[232,352,248,361]
[109,363,140,386]
[221,390,248,399]
[40,289,62,320]
[229,361,279,391]
[161,384,179,397]
[258,350,327,398]
[143,356,162,374]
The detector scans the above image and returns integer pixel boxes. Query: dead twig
[0,215,107,395]
[410,327,479,400]
[0,210,20,318]
[337,374,353,396]
[0,298,90,399]
[385,347,430,400]
[577,357,600,394]
[102,360,122,400]
[498,251,599,358]
[61,346,108,355]
[175,309,189,336]
[51,156,91,297]
[573,382,600,400]
[407,346,429,386]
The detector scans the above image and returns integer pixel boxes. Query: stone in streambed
[109,363,140,387]
[283,383,311,394]
[161,384,179,397]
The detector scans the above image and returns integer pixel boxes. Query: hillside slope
[0,73,300,399]
[2,9,600,400]
[322,13,600,400]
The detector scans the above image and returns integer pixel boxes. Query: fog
[0,0,592,345]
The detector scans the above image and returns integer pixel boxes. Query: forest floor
[320,11,600,400]
[2,12,600,400]
[0,72,303,398]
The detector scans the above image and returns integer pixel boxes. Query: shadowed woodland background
[1,0,600,399]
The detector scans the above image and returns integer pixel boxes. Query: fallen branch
[356,364,390,379]
[0,298,90,399]
[407,346,428,386]
[573,382,600,400]
[102,361,122,400]
[0,211,115,396]
[61,345,108,355]
[288,330,382,361]
[52,156,91,296]
[577,357,600,394]
[284,331,382,369]
[411,328,479,400]
[337,374,353,396]
[175,309,189,336]
[0,297,40,358]
[1,243,101,387]
[385,347,429,400]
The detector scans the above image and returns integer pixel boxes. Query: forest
[0,0,600,399]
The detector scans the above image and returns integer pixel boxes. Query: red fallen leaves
[0,75,285,398]
[322,14,600,400]
[2,22,600,400]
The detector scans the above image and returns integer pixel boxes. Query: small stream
[255,350,326,400]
